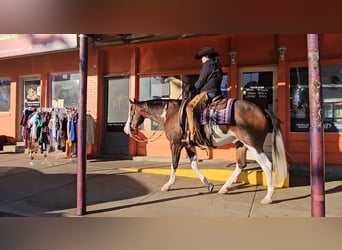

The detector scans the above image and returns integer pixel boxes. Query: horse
[123,97,288,204]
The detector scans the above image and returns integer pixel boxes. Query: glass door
[101,76,129,156]
[239,66,278,159]
[17,76,41,141]
[239,66,277,114]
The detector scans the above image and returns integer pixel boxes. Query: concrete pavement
[0,151,341,217]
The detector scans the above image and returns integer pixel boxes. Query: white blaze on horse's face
[160,104,167,122]
[123,110,132,135]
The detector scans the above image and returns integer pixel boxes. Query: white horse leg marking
[189,155,214,192]
[218,162,242,194]
[161,163,176,191]
[247,146,274,204]
[123,112,132,135]
[161,155,214,192]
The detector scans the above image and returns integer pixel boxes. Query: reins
[129,130,164,143]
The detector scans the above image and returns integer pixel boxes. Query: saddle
[179,96,236,147]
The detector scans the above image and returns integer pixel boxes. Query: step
[16,141,25,147]
[2,144,25,153]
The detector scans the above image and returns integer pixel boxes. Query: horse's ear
[129,98,134,104]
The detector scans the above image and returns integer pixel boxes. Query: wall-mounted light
[278,46,287,60]
[229,51,237,64]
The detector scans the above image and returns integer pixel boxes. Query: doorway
[17,76,41,141]
[239,66,278,159]
[101,76,129,156]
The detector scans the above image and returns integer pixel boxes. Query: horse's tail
[264,110,288,185]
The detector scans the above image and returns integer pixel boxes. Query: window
[139,75,198,130]
[106,77,129,132]
[24,79,41,108]
[0,78,10,112]
[139,73,229,130]
[321,64,342,131]
[51,73,80,109]
[220,74,229,98]
[241,71,274,112]
[290,65,342,132]
[290,67,309,132]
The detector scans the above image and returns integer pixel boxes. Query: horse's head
[123,99,146,135]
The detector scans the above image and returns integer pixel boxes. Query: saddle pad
[200,98,236,125]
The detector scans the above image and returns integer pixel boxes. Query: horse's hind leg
[218,143,247,194]
[185,146,214,192]
[247,147,274,204]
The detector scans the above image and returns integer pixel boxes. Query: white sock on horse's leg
[218,163,242,194]
[189,155,214,191]
[253,151,274,204]
[161,165,176,191]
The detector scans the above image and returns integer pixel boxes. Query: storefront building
[1,34,342,165]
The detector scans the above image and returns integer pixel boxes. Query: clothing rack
[20,107,78,160]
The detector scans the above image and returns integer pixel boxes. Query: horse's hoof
[207,183,214,192]
[218,187,228,194]
[261,198,272,204]
[161,185,170,192]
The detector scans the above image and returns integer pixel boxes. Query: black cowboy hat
[195,47,220,59]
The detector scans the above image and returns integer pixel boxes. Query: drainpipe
[307,34,325,217]
[77,34,88,215]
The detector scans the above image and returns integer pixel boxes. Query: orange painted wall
[99,34,342,164]
[0,42,99,155]
[139,35,231,74]
[1,34,342,165]
[0,50,77,139]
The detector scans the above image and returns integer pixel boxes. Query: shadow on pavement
[86,191,216,215]
[0,166,150,216]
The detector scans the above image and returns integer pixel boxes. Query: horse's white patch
[245,133,251,139]
[211,126,237,146]
[160,104,167,121]
[123,111,131,135]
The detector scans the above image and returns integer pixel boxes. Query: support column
[307,34,325,217]
[77,34,88,216]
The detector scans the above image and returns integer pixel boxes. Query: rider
[185,47,223,145]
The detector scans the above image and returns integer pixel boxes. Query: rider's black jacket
[194,58,223,98]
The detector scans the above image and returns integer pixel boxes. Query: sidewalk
[0,151,341,217]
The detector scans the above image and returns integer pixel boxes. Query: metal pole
[77,34,88,215]
[307,34,325,217]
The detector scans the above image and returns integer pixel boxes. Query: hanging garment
[86,114,95,144]
[69,114,77,143]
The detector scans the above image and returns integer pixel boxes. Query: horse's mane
[134,99,182,121]
[137,99,181,104]
[137,99,182,110]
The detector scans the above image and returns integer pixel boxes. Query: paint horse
[124,97,287,204]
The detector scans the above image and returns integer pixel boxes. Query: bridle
[127,103,164,143]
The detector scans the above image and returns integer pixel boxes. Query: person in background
[184,47,223,145]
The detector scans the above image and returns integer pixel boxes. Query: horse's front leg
[161,165,176,192]
[161,142,182,192]
[185,146,214,192]
[218,142,247,194]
